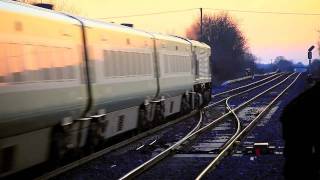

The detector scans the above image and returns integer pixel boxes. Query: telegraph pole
[200,8,203,41]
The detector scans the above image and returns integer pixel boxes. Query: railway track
[118,73,300,179]
[32,73,282,180]
[196,73,301,179]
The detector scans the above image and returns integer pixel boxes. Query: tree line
[186,13,257,83]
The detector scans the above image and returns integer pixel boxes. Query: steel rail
[35,73,279,180]
[37,73,283,180]
[219,97,241,151]
[206,73,284,109]
[196,73,301,180]
[119,111,204,180]
[119,73,291,180]
[212,72,280,98]
[34,111,199,180]
[208,73,285,151]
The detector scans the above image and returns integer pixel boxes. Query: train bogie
[163,95,182,117]
[101,106,139,139]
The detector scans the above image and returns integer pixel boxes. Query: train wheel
[138,107,149,131]
[50,125,64,166]
[181,96,191,114]
[154,103,164,126]
[203,90,211,104]
[194,94,200,109]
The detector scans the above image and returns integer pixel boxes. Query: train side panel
[153,34,194,116]
[0,2,87,176]
[190,40,212,105]
[82,19,158,138]
[191,40,211,84]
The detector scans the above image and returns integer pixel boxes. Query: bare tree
[274,56,294,72]
[186,13,251,81]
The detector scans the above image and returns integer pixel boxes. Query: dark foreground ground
[206,74,308,179]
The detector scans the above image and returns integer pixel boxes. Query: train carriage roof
[1,0,156,39]
[150,32,191,45]
[75,16,154,38]
[190,40,211,49]
[0,0,81,25]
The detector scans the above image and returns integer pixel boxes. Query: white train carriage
[0,1,87,176]
[190,40,211,84]
[152,33,194,117]
[190,40,212,104]
[79,17,158,138]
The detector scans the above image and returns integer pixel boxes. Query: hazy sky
[49,0,320,64]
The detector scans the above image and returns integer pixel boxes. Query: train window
[130,52,134,75]
[140,53,145,74]
[111,51,117,77]
[142,54,148,75]
[147,54,151,74]
[146,54,152,74]
[55,48,64,80]
[187,56,191,71]
[62,49,69,79]
[119,51,126,76]
[36,47,48,81]
[52,48,59,80]
[103,50,108,77]
[127,52,134,75]
[67,49,76,79]
[177,56,181,72]
[56,67,63,80]
[105,51,111,77]
[185,56,188,72]
[23,45,37,82]
[7,44,25,82]
[182,56,186,72]
[173,56,177,72]
[195,56,199,78]
[103,51,153,77]
[114,51,121,77]
[135,53,139,75]
[140,53,144,75]
[109,51,115,77]
[103,50,109,77]
[165,55,169,73]
[42,68,50,80]
[133,53,138,75]
[124,51,129,76]
[117,115,125,132]
[173,55,177,72]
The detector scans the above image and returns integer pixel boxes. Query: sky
[47,0,320,64]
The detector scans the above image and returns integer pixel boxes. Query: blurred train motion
[0,0,212,176]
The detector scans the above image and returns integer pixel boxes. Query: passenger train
[0,0,212,176]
